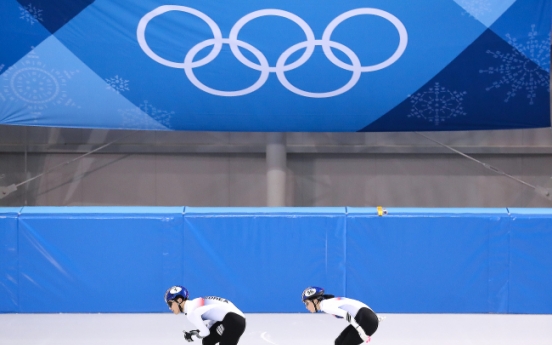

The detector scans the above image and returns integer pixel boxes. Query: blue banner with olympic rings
[0,0,550,131]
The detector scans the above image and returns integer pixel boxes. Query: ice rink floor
[1,313,551,345]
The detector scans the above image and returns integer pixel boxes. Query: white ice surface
[0,313,551,345]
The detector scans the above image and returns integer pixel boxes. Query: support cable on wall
[0,131,136,200]
[416,132,552,202]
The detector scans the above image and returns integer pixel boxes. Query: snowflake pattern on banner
[456,0,492,20]
[19,3,43,25]
[1,50,80,120]
[0,65,4,102]
[105,75,130,94]
[407,82,467,126]
[119,100,173,129]
[480,25,550,105]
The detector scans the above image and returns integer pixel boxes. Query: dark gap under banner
[0,0,550,132]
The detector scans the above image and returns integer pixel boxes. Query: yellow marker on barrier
[377,206,387,216]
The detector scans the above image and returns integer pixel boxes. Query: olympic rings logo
[137,6,408,98]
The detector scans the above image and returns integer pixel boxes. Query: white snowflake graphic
[1,50,80,118]
[19,4,43,25]
[456,0,492,20]
[105,75,130,93]
[479,25,550,105]
[119,100,173,129]
[407,82,467,126]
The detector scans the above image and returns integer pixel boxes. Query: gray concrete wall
[1,126,552,207]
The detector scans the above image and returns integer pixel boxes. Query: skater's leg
[219,313,246,345]
[355,308,379,336]
[202,322,223,345]
[335,325,363,345]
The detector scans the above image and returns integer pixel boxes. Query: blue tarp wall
[1,0,550,131]
[1,206,551,314]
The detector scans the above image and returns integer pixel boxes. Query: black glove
[184,330,200,342]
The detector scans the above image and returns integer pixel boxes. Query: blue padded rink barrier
[1,206,552,344]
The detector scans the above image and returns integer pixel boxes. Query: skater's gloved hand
[347,314,370,343]
[353,325,370,343]
[358,332,370,343]
[184,330,201,342]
